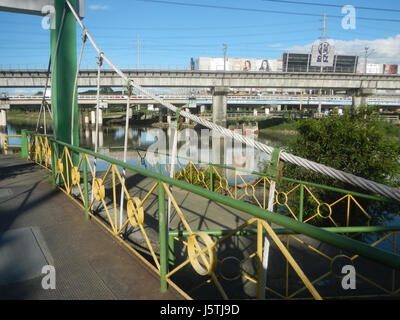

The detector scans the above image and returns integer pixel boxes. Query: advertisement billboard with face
[197,57,282,72]
[383,64,398,74]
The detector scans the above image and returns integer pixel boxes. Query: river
[4,118,293,174]
[3,118,399,253]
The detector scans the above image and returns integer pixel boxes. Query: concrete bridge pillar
[352,96,365,109]
[98,108,103,126]
[84,110,90,126]
[350,88,376,108]
[0,127,5,154]
[212,86,229,128]
[159,107,167,123]
[90,111,96,125]
[98,128,103,147]
[211,133,225,166]
[185,108,190,123]
[85,127,90,143]
[0,110,7,127]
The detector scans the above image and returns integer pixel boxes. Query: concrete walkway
[0,154,182,300]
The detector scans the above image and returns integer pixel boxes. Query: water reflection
[6,120,290,174]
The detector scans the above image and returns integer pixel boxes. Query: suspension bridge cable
[65,0,400,203]
[93,53,103,181]
[71,33,87,146]
[35,55,50,133]
[119,81,132,230]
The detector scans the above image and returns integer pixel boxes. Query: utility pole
[223,43,227,71]
[319,12,328,73]
[318,13,328,116]
[137,34,141,69]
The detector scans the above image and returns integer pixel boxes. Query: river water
[4,119,400,257]
[4,119,292,174]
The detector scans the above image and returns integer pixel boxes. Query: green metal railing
[21,130,400,299]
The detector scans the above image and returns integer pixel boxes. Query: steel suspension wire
[71,33,87,146]
[93,54,103,180]
[119,82,132,230]
[65,0,400,203]
[35,55,51,133]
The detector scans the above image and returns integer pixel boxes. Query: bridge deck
[0,154,182,300]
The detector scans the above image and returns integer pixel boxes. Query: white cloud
[268,43,282,48]
[286,34,400,64]
[88,5,109,10]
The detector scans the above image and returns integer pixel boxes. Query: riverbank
[258,118,400,144]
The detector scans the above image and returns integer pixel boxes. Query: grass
[380,121,400,142]
[258,117,400,143]
[258,118,298,133]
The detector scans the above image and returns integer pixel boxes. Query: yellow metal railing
[24,131,400,300]
[4,134,21,155]
[161,160,377,228]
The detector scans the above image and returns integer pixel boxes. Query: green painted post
[51,0,79,167]
[209,164,213,191]
[168,235,175,268]
[299,184,304,222]
[158,180,168,292]
[51,141,58,185]
[83,154,89,219]
[21,129,27,158]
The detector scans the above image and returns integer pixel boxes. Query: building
[196,57,283,72]
[282,52,359,73]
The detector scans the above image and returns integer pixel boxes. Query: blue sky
[0,0,400,70]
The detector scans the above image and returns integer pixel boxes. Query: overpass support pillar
[0,110,7,128]
[212,87,229,128]
[350,89,376,108]
[185,108,190,124]
[98,108,103,126]
[159,106,167,123]
[91,111,96,126]
[84,110,89,126]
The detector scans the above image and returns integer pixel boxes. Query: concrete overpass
[5,94,400,108]
[1,69,400,90]
[2,69,400,127]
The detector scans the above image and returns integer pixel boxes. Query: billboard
[197,57,282,72]
[310,42,335,67]
[366,64,383,74]
[383,64,398,74]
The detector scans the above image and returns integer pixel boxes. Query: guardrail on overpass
[5,94,400,107]
[1,70,400,90]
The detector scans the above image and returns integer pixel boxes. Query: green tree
[269,106,400,226]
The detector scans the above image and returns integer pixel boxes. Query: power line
[137,0,400,23]
[262,0,400,13]
[88,20,316,31]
